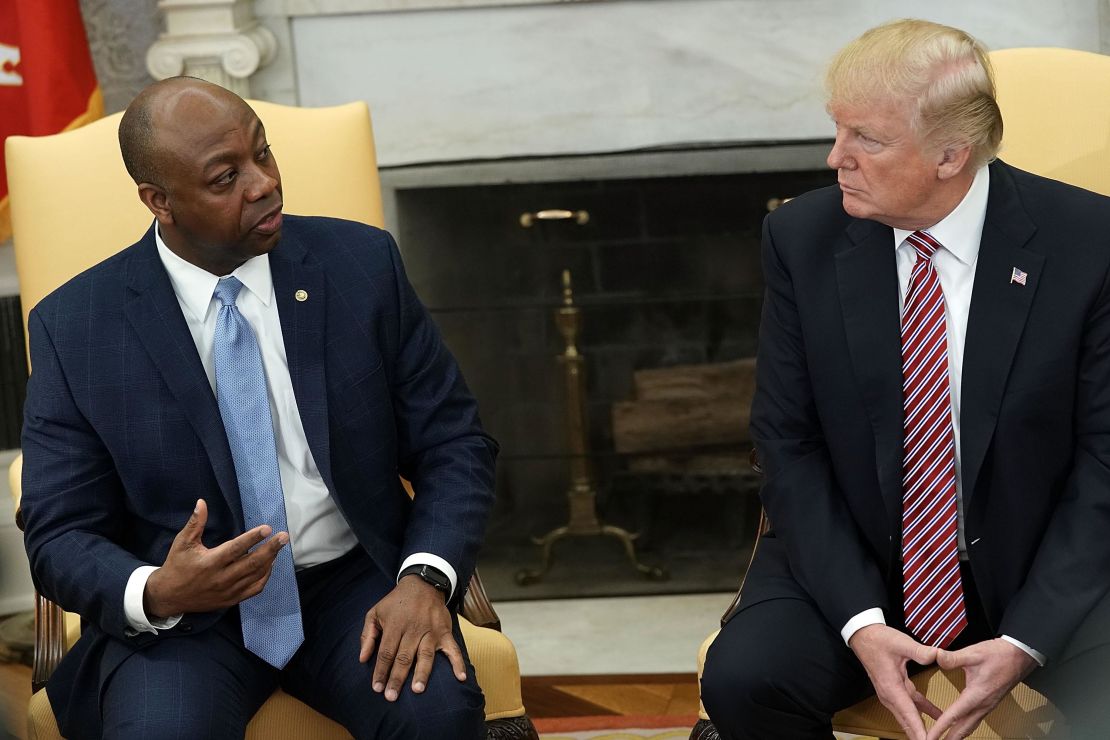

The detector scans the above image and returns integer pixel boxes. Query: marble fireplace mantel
[257,0,601,14]
[152,1,1110,173]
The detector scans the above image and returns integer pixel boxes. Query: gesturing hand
[925,639,1037,740]
[359,576,467,701]
[850,624,940,740]
[144,498,289,618]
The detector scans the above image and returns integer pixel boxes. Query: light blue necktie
[212,276,304,669]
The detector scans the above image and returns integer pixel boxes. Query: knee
[701,624,827,740]
[701,638,778,726]
[377,692,485,740]
[374,663,485,740]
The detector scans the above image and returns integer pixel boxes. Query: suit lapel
[960,163,1042,503]
[835,219,904,527]
[123,228,244,529]
[269,229,335,495]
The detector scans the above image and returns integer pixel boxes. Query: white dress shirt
[837,167,1045,665]
[124,227,457,633]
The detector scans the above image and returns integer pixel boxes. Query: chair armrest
[718,448,771,625]
[32,594,67,693]
[10,453,70,692]
[462,570,501,632]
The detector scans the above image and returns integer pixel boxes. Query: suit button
[180,622,193,633]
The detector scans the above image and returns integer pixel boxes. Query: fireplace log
[632,358,756,402]
[612,358,756,455]
[611,397,751,454]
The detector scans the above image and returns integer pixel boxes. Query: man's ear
[137,183,173,225]
[937,145,972,181]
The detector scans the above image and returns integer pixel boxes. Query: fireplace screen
[394,167,836,599]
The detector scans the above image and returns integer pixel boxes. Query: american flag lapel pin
[1010,267,1028,286]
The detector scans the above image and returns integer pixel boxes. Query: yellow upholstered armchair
[6,100,536,739]
[690,47,1110,740]
[989,47,1110,197]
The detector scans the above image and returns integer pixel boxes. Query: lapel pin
[1010,267,1028,286]
[295,289,308,302]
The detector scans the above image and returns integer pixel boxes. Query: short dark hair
[119,76,219,188]
[118,93,161,187]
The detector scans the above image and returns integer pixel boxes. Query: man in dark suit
[19,77,497,739]
[701,19,1110,740]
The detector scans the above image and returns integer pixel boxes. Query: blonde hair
[826,19,1003,169]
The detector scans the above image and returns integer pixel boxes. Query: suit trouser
[701,563,1110,740]
[100,548,486,740]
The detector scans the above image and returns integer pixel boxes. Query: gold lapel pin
[295,289,308,302]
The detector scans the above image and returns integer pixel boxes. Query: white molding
[255,0,600,17]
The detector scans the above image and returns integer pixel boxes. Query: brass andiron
[516,270,667,585]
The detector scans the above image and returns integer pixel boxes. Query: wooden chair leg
[485,715,539,739]
[689,718,721,740]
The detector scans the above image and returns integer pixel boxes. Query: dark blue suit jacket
[20,215,498,734]
[735,161,1110,663]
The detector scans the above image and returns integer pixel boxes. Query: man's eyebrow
[202,149,235,172]
[199,120,267,172]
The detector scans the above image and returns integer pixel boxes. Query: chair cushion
[461,617,527,720]
[27,688,57,740]
[246,690,350,739]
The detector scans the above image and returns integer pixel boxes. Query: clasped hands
[849,624,1037,740]
[146,499,466,700]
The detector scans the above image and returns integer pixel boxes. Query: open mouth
[252,207,283,234]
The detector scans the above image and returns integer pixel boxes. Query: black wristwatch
[399,563,451,598]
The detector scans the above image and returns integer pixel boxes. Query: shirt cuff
[124,565,183,635]
[841,607,886,646]
[397,553,458,601]
[1001,635,1046,667]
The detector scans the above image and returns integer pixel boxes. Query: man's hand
[144,499,288,618]
[359,576,467,701]
[850,624,940,740]
[925,639,1037,740]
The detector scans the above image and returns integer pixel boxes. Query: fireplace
[384,143,836,598]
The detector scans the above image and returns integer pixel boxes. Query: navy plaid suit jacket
[19,215,498,734]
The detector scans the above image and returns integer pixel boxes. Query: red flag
[0,0,103,241]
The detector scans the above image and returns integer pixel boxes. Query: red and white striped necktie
[901,230,967,648]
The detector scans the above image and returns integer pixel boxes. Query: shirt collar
[154,223,273,322]
[892,164,990,265]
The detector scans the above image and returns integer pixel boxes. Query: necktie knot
[213,276,245,307]
[907,230,942,261]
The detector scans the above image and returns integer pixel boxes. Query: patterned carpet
[536,714,695,739]
[540,731,689,740]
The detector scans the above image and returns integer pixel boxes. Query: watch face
[420,565,449,590]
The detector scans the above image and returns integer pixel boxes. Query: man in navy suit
[20,77,497,739]
[702,20,1109,740]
